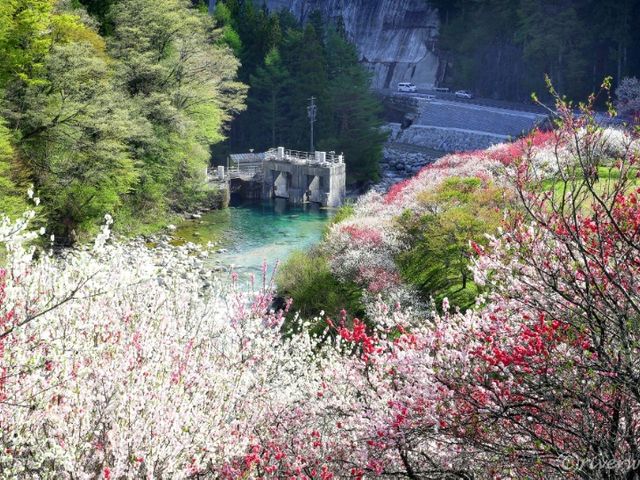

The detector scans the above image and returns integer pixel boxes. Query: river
[172,197,334,277]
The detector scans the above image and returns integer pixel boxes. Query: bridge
[214,147,346,208]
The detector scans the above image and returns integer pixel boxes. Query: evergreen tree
[516,0,588,96]
[248,47,290,149]
[279,24,329,151]
[323,26,386,182]
[215,1,386,183]
[213,2,242,55]
[436,0,640,102]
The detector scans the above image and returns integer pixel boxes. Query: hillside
[3,101,640,477]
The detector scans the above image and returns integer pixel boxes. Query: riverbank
[155,197,334,277]
[137,143,439,277]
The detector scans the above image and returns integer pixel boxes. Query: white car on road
[455,90,473,99]
[397,82,417,93]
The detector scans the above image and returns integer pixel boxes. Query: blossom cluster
[0,212,344,478]
[1,117,639,478]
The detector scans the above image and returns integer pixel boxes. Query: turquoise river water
[173,197,334,277]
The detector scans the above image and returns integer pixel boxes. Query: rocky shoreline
[374,143,444,192]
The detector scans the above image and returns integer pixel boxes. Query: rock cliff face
[255,0,440,90]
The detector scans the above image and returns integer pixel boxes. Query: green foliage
[0,0,247,241]
[109,0,246,215]
[76,0,117,33]
[324,202,355,235]
[0,119,29,218]
[217,3,385,183]
[0,0,56,87]
[277,249,365,334]
[437,0,640,102]
[322,26,387,182]
[214,3,242,55]
[16,41,138,240]
[248,47,290,147]
[397,177,508,311]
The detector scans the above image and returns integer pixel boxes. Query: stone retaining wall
[396,124,509,152]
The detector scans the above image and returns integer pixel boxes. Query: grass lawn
[541,165,639,207]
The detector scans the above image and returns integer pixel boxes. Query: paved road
[378,88,551,115]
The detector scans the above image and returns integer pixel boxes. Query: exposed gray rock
[374,143,440,193]
[255,0,440,89]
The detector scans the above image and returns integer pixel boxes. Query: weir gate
[215,147,346,208]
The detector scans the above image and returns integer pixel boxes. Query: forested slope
[433,0,640,102]
[0,0,246,242]
[213,1,387,184]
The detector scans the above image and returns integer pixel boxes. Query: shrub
[397,176,508,311]
[276,249,364,333]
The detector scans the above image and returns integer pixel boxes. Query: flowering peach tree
[1,93,639,479]
[0,208,347,478]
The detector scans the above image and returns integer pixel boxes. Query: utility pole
[307,96,317,152]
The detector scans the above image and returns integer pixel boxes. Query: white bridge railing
[227,164,262,177]
[208,164,261,181]
[209,147,344,183]
[265,147,344,165]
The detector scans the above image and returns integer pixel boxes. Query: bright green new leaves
[19,42,138,240]
[0,119,29,218]
[0,0,56,87]
[109,0,246,214]
[0,0,247,241]
[398,177,509,311]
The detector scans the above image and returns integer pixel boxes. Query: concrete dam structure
[223,147,346,208]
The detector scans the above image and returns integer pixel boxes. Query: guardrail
[207,164,261,182]
[265,147,344,165]
[228,164,261,174]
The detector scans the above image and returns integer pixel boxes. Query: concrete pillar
[262,168,275,200]
[274,171,291,199]
[217,165,225,180]
[277,146,285,160]
[315,151,326,163]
